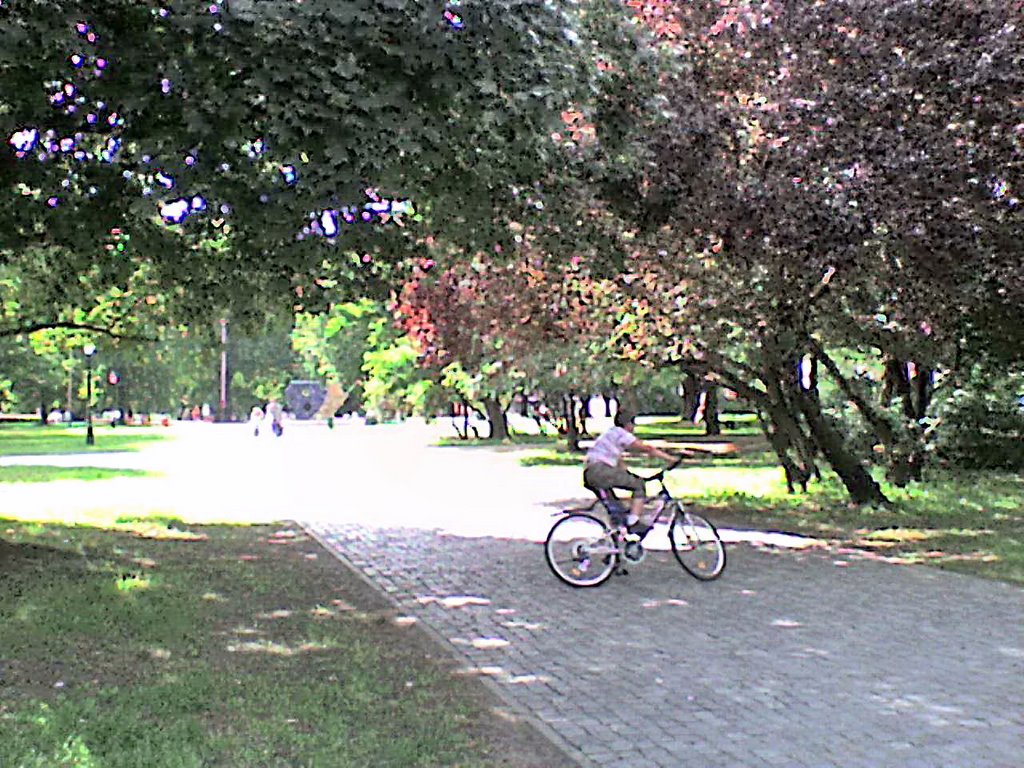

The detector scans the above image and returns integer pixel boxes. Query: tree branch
[807,337,895,444]
[0,321,156,342]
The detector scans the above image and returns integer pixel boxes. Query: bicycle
[544,457,726,587]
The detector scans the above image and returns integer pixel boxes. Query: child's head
[614,410,637,430]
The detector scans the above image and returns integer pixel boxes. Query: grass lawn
[695,467,1024,585]
[437,433,561,449]
[0,424,170,457]
[634,414,762,439]
[0,466,157,483]
[0,520,572,768]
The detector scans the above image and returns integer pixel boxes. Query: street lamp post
[219,318,228,421]
[84,344,96,446]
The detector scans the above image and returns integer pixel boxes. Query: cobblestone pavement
[302,519,1023,768]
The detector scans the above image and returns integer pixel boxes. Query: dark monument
[284,380,327,420]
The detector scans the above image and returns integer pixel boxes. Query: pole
[84,345,95,445]
[219,318,228,421]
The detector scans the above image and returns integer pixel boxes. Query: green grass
[670,463,1024,585]
[437,432,561,449]
[0,522,562,767]
[0,425,170,457]
[0,466,158,483]
[634,414,761,440]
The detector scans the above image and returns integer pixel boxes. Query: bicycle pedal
[615,567,629,576]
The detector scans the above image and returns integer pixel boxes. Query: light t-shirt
[586,426,637,467]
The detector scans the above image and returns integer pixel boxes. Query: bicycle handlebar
[644,455,685,482]
[646,444,735,481]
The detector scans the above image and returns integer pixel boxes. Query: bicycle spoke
[545,513,618,587]
[670,511,726,581]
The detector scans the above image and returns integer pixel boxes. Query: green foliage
[1,0,613,334]
[931,368,1024,469]
[228,317,302,407]
[291,300,379,388]
[361,316,432,420]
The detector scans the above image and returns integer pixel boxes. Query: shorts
[583,462,645,498]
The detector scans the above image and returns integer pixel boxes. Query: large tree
[1,0,632,336]
[564,0,1023,502]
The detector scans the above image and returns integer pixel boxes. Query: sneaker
[627,523,652,540]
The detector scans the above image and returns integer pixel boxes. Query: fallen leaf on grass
[862,528,935,543]
[122,523,207,541]
[856,539,898,549]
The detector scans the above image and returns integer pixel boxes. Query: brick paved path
[301,518,1023,768]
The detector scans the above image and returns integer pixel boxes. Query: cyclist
[583,410,690,536]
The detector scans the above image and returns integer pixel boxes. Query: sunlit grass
[0,466,158,483]
[436,432,560,448]
[635,413,761,439]
[668,464,791,499]
[0,424,170,457]
[687,466,1024,584]
[115,573,152,592]
[1,506,273,532]
[0,523,536,767]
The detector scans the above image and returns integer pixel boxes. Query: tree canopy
[2,0,643,334]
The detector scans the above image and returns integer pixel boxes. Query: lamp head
[84,344,96,357]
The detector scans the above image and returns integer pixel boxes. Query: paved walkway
[302,519,1023,768]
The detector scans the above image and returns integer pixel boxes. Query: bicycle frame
[578,464,683,532]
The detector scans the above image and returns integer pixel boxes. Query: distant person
[266,398,284,437]
[190,405,201,421]
[249,405,264,437]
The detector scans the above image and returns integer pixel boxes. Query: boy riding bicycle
[583,410,695,537]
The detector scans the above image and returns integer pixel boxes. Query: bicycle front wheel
[669,509,726,580]
[545,513,618,587]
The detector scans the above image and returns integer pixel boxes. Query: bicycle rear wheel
[669,508,726,580]
[545,513,618,587]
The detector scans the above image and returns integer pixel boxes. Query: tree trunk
[577,395,590,436]
[913,367,932,421]
[882,357,916,419]
[881,357,931,486]
[759,403,817,493]
[680,371,701,422]
[482,397,508,441]
[760,359,820,492]
[563,394,581,452]
[703,384,721,436]
[798,392,888,504]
